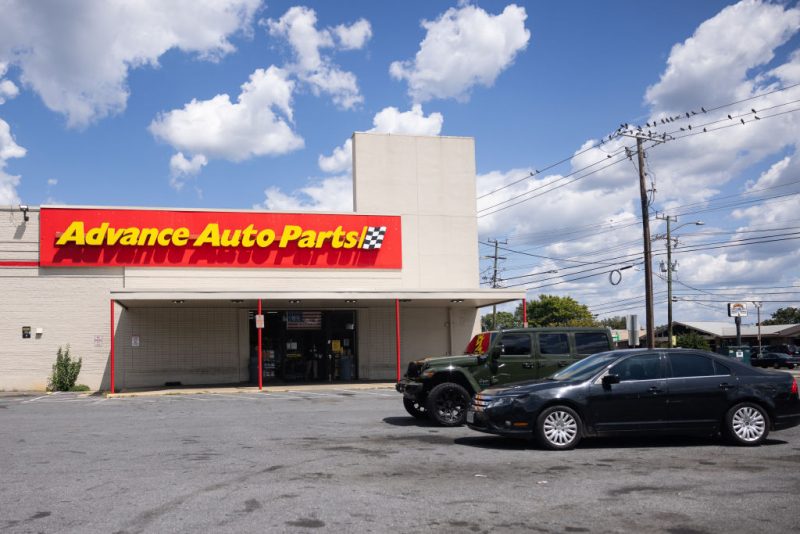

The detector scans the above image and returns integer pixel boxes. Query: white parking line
[22,395,50,403]
[285,390,338,397]
[338,389,396,397]
[209,393,261,401]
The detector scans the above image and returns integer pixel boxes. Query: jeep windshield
[549,351,621,382]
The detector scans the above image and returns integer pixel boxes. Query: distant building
[666,321,800,351]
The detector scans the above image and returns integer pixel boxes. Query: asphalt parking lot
[1,388,799,534]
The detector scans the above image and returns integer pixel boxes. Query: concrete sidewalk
[106,382,396,398]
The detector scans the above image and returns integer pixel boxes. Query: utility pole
[484,239,507,329]
[753,301,763,353]
[657,214,677,348]
[619,130,666,350]
[656,216,703,348]
[636,137,655,349]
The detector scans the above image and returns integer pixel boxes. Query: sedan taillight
[792,378,798,398]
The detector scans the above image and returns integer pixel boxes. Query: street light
[656,215,704,348]
[753,301,763,354]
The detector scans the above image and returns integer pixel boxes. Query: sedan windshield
[550,351,621,382]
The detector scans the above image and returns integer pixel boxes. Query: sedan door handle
[718,383,734,390]
[648,386,664,393]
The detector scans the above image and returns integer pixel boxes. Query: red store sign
[39,207,402,269]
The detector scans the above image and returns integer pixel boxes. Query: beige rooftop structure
[0,133,523,391]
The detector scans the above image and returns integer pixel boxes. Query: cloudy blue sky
[1,0,798,324]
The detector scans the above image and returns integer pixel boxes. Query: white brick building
[0,133,522,391]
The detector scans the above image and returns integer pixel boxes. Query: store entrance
[249,310,357,384]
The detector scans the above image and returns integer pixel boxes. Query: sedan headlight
[486,396,515,409]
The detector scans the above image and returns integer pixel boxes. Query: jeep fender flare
[425,369,480,396]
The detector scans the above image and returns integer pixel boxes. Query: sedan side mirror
[602,374,620,388]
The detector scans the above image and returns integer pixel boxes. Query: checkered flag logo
[362,226,387,250]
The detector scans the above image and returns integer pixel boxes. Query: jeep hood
[420,354,481,369]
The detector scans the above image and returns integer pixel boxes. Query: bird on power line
[751,108,757,114]
[728,114,733,119]
[740,118,745,125]
[755,115,760,120]
[701,107,707,113]
[686,112,690,118]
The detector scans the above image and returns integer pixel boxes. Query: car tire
[725,402,770,446]
[426,383,471,426]
[403,397,427,419]
[535,405,582,451]
[773,363,781,369]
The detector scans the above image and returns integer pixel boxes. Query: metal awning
[109,289,525,309]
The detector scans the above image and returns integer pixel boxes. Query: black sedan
[466,349,800,450]
[751,352,800,369]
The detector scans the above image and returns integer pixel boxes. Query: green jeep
[395,327,614,426]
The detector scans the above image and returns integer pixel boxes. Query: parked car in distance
[752,352,800,369]
[467,348,800,450]
[757,344,799,356]
[396,327,614,426]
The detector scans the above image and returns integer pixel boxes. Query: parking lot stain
[242,499,261,513]
[564,527,589,533]
[30,511,51,520]
[286,518,325,528]
[608,485,666,496]
[446,520,482,532]
[666,527,711,534]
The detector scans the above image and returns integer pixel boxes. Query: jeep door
[493,332,539,385]
[534,332,573,378]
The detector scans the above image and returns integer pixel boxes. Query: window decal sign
[39,207,402,269]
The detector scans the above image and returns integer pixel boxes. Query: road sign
[255,314,265,329]
[727,302,747,317]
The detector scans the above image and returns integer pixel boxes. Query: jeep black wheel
[426,383,470,426]
[403,397,427,419]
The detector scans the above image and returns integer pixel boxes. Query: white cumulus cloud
[390,4,530,103]
[150,66,304,175]
[0,118,26,204]
[265,6,371,109]
[256,175,353,212]
[169,153,209,191]
[0,0,261,128]
[0,62,19,105]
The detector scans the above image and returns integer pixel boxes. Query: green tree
[515,294,598,327]
[481,311,518,331]
[599,315,627,329]
[761,307,800,325]
[675,332,710,351]
[47,345,82,392]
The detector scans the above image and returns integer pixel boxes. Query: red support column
[395,299,401,382]
[522,298,528,328]
[258,299,263,390]
[110,299,115,394]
